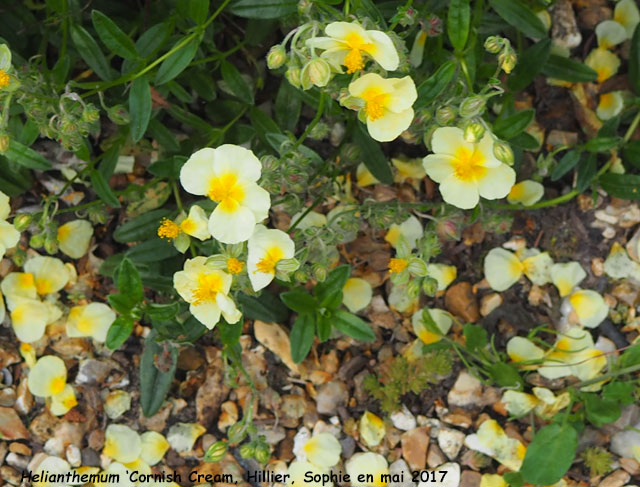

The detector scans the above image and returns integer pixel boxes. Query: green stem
[389,0,413,30]
[292,92,326,150]
[206,106,247,146]
[289,194,325,232]
[574,363,640,389]
[458,56,474,93]
[623,110,640,143]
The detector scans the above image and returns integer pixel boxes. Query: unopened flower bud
[30,232,45,249]
[301,58,332,89]
[267,45,287,70]
[294,270,309,282]
[11,248,26,267]
[0,134,9,154]
[464,122,485,143]
[276,257,300,273]
[422,276,438,296]
[435,106,456,126]
[459,96,486,118]
[493,140,514,165]
[44,236,58,255]
[285,67,301,88]
[239,444,255,459]
[204,441,228,462]
[484,36,504,54]
[498,49,517,74]
[227,423,247,444]
[312,263,327,282]
[106,105,130,125]
[206,254,228,270]
[407,279,421,298]
[13,213,32,231]
[254,444,271,464]
[436,219,461,241]
[82,104,100,123]
[408,257,428,277]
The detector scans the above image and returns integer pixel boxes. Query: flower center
[343,32,371,73]
[19,273,35,289]
[452,146,487,182]
[596,67,611,83]
[226,257,244,274]
[361,88,388,121]
[192,273,224,305]
[208,173,245,212]
[35,278,53,295]
[0,70,9,89]
[599,93,614,109]
[158,218,180,239]
[50,376,65,396]
[256,247,284,274]
[389,258,408,274]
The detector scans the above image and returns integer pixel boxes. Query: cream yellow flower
[288,460,332,487]
[140,431,170,466]
[597,91,624,121]
[385,215,423,250]
[388,283,419,313]
[356,162,380,187]
[307,21,399,74]
[507,180,544,206]
[464,419,526,471]
[179,145,270,244]
[359,411,386,447]
[66,302,116,342]
[297,432,342,468]
[614,0,640,38]
[412,308,452,344]
[538,327,606,381]
[157,205,211,253]
[28,355,67,398]
[506,336,545,366]
[247,225,295,292]
[104,424,142,463]
[585,48,621,83]
[342,277,373,313]
[596,20,627,49]
[0,191,19,260]
[345,452,389,487]
[423,127,515,209]
[24,256,70,295]
[48,384,78,416]
[484,247,552,291]
[502,387,570,418]
[57,219,93,259]
[550,261,586,297]
[347,73,417,142]
[8,297,51,343]
[173,256,241,329]
[426,263,457,291]
[33,456,72,487]
[566,289,609,328]
[392,157,426,186]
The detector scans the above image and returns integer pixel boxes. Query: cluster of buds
[484,36,517,74]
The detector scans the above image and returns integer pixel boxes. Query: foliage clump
[364,351,452,414]
[581,446,613,478]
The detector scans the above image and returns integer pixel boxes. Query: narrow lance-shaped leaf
[91,10,138,60]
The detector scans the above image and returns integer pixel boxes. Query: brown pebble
[8,442,30,456]
[445,282,479,323]
[460,470,482,487]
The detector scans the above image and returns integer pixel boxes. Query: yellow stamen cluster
[0,70,9,89]
[362,88,387,121]
[256,247,284,274]
[192,273,223,305]
[452,147,487,182]
[389,258,408,274]
[157,218,180,239]
[208,173,245,212]
[226,257,244,274]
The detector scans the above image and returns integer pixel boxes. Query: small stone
[254,321,300,374]
[0,388,16,407]
[217,401,239,433]
[619,457,640,476]
[5,452,28,470]
[389,459,415,487]
[460,470,481,487]
[257,424,286,445]
[8,442,30,456]
[401,427,430,470]
[445,282,479,323]
[104,390,131,419]
[550,0,582,49]
[441,410,473,429]
[0,407,29,440]
[611,281,640,307]
[315,381,348,415]
[592,258,605,277]
[480,294,502,317]
[87,429,104,451]
[139,402,171,432]
[0,466,20,485]
[420,462,460,487]
[598,469,630,487]
[75,359,114,385]
[437,428,465,460]
[14,378,33,415]
[66,444,82,467]
[427,444,447,468]
[578,5,612,30]
[177,347,205,370]
[447,371,483,408]
[391,405,417,431]
[167,423,206,453]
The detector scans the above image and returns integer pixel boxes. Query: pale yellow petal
[28,355,67,398]
[484,248,523,291]
[568,289,608,328]
[521,251,553,285]
[550,262,586,297]
[426,263,457,291]
[140,431,170,466]
[303,432,342,468]
[103,424,142,463]
[345,452,389,487]
[342,277,373,313]
[359,411,386,447]
[57,220,93,259]
[507,180,544,206]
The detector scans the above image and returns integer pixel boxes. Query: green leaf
[463,324,488,352]
[145,302,180,321]
[218,319,242,348]
[140,330,178,417]
[129,77,152,143]
[113,208,172,242]
[90,169,121,207]
[5,140,51,170]
[314,265,351,306]
[576,153,596,193]
[136,22,173,58]
[316,312,332,342]
[116,257,143,304]
[507,39,552,91]
[125,238,179,262]
[91,10,138,60]
[493,109,535,140]
[229,0,298,19]
[188,0,209,24]
[275,80,301,132]
[619,343,640,368]
[448,0,470,51]
[519,424,578,485]
[584,136,620,153]
[583,393,621,427]
[237,291,290,323]
[509,132,539,150]
[353,124,393,185]
[155,36,200,85]
[290,313,315,363]
[221,60,254,104]
[98,142,122,180]
[599,173,640,200]
[629,23,640,94]
[415,60,457,109]
[602,381,635,406]
[333,309,376,342]
[281,289,318,314]
[487,362,524,390]
[541,55,598,83]
[106,315,134,350]
[107,293,135,315]
[503,472,524,487]
[489,0,547,38]
[551,150,581,181]
[70,23,112,80]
